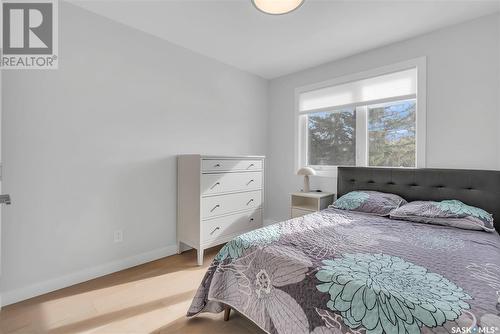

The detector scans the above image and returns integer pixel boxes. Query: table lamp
[297,167,316,192]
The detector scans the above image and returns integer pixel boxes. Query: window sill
[309,165,420,178]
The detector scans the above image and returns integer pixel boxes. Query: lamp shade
[297,167,316,176]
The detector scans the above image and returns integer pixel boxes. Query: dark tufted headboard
[337,167,500,231]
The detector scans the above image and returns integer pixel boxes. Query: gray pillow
[332,190,407,216]
[390,200,495,232]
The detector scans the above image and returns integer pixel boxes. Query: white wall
[0,60,2,309]
[266,14,500,222]
[498,14,500,169]
[0,2,268,304]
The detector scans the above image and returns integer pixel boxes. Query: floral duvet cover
[187,208,500,334]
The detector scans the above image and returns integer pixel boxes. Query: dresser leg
[197,248,204,266]
[176,241,181,254]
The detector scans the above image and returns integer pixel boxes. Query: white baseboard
[0,244,178,307]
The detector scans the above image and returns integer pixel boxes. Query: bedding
[390,200,495,232]
[188,208,500,334]
[332,191,406,216]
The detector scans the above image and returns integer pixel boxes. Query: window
[307,108,356,166]
[296,59,426,176]
[368,99,416,167]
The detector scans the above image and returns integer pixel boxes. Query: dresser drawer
[201,171,262,195]
[202,190,262,218]
[202,210,262,242]
[202,159,262,172]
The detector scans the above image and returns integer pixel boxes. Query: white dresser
[177,155,265,265]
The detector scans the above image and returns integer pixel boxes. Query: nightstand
[291,192,335,218]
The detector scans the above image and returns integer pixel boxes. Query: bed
[187,167,500,334]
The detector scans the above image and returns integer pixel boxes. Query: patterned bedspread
[187,208,500,334]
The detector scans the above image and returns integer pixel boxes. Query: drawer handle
[210,226,221,235]
[214,163,221,167]
[246,199,254,206]
[247,163,255,169]
[250,218,254,222]
[210,182,220,190]
[246,179,255,186]
[210,204,220,212]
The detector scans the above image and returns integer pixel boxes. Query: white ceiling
[71,0,500,79]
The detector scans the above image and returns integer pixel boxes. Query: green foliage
[307,100,416,167]
[308,110,356,166]
[368,101,416,167]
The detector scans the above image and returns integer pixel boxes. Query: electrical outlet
[114,230,123,243]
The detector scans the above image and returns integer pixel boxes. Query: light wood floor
[0,247,264,334]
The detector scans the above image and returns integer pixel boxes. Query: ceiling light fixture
[252,0,305,15]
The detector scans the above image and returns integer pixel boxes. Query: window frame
[295,58,427,177]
